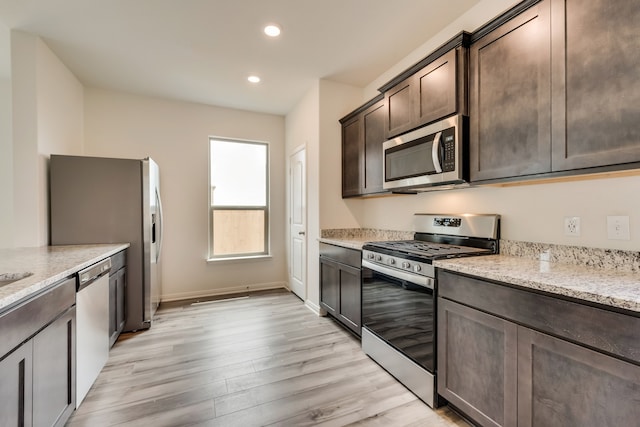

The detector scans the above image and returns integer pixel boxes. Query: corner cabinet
[340,96,387,198]
[469,0,640,183]
[319,243,361,335]
[109,250,127,347]
[437,270,640,427]
[0,276,76,427]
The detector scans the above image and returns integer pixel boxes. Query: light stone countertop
[318,237,372,251]
[434,255,640,313]
[0,244,130,313]
[319,228,414,251]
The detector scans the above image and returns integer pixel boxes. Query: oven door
[361,260,435,373]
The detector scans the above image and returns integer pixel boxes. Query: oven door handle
[363,260,434,290]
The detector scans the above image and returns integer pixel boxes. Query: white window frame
[208,137,270,261]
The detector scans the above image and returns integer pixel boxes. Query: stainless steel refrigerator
[50,155,163,332]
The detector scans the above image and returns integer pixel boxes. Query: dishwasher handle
[77,258,111,292]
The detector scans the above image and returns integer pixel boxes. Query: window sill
[206,254,273,264]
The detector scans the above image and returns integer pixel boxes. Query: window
[209,138,269,259]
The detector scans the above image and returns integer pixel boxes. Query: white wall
[318,80,365,230]
[84,88,287,301]
[0,76,12,248]
[10,31,84,247]
[285,82,320,308]
[355,176,640,251]
[0,23,12,248]
[284,79,364,310]
[363,0,520,100]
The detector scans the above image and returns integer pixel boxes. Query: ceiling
[0,0,479,115]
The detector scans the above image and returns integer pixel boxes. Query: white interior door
[289,148,306,300]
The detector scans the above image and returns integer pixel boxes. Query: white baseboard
[161,281,288,302]
[304,300,325,316]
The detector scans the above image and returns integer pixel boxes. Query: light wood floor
[67,289,470,426]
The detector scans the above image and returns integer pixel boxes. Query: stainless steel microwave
[383,114,468,192]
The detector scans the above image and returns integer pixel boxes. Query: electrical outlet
[564,216,581,237]
[607,216,630,240]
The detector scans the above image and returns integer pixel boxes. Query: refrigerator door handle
[156,188,164,263]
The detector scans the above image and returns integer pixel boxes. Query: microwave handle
[432,131,443,173]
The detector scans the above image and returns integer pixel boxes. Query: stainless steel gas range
[361,213,500,408]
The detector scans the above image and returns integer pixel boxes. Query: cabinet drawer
[319,243,361,268]
[0,277,76,358]
[438,270,640,364]
[110,250,126,273]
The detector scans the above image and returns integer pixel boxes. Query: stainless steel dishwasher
[76,258,111,406]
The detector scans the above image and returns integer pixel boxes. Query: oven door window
[362,267,434,372]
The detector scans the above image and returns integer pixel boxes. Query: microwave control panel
[441,126,456,172]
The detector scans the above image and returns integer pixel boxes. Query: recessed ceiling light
[264,24,281,37]
[248,75,261,83]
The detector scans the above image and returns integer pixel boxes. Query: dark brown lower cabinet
[319,243,361,336]
[109,263,127,348]
[518,328,640,427]
[0,276,76,427]
[33,307,75,427]
[0,340,34,427]
[438,298,517,427]
[438,270,640,427]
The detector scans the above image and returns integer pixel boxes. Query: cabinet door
[0,341,33,427]
[384,77,414,138]
[109,272,118,346]
[415,49,457,127]
[116,268,127,334]
[551,0,640,171]
[109,268,127,347]
[338,264,361,335]
[469,1,551,182]
[518,327,640,427]
[362,100,386,195]
[341,116,362,197]
[32,307,75,427]
[438,298,518,427]
[319,258,340,317]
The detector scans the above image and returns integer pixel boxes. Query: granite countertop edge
[434,255,640,314]
[318,237,370,250]
[0,243,130,312]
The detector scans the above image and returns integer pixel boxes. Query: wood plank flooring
[67,289,470,427]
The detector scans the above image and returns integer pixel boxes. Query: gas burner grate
[365,240,491,259]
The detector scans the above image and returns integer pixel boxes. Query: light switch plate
[607,216,630,240]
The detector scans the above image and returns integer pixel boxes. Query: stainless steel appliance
[50,155,163,332]
[361,213,500,408]
[76,258,111,406]
[383,114,468,192]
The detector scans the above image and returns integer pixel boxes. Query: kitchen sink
[0,272,34,287]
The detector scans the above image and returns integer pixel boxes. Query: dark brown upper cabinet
[469,0,640,183]
[469,1,551,182]
[380,32,470,139]
[550,0,640,171]
[340,96,387,198]
[341,114,361,198]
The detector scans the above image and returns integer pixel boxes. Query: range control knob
[388,258,395,265]
[414,265,422,273]
[367,253,375,259]
[402,261,410,269]
[375,255,382,261]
